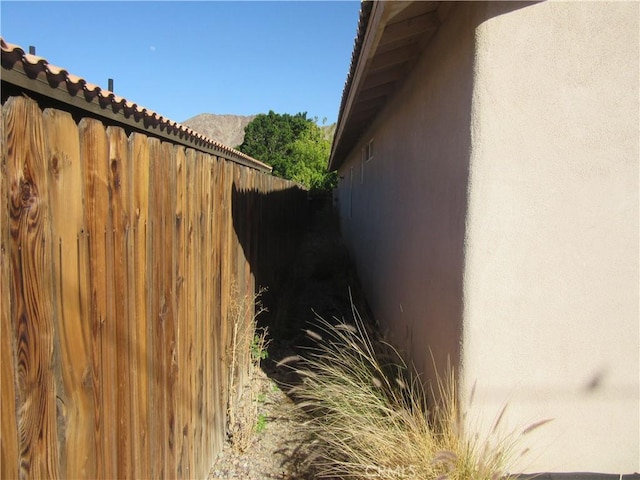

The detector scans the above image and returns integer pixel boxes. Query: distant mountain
[182,112,338,151]
[321,122,337,141]
[181,113,256,149]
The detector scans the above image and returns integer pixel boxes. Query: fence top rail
[0,37,272,173]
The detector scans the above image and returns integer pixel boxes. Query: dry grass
[284,302,550,479]
[226,285,270,452]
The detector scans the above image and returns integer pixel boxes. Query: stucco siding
[336,1,482,385]
[335,0,638,473]
[463,1,639,472]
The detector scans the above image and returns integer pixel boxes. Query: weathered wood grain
[173,145,187,479]
[129,132,151,479]
[210,156,224,457]
[107,126,133,478]
[0,101,19,480]
[219,159,233,429]
[4,95,60,479]
[43,108,96,478]
[79,117,115,479]
[184,148,198,477]
[160,141,177,478]
[2,95,309,479]
[233,165,250,411]
[146,137,164,479]
[202,153,214,469]
[193,151,205,479]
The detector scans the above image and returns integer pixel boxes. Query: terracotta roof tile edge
[1,37,271,172]
[328,0,374,171]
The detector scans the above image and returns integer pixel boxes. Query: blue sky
[1,1,361,124]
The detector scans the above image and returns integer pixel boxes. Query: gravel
[208,368,315,480]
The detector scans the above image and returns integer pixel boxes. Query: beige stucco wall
[336,0,639,473]
[336,1,482,390]
[463,1,639,472]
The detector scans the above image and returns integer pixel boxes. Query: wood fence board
[203,153,214,467]
[107,126,133,479]
[196,152,211,477]
[211,155,222,458]
[43,108,95,478]
[234,164,248,402]
[211,156,225,453]
[173,145,188,479]
[1,96,309,479]
[146,137,165,479]
[129,132,151,479]
[219,159,232,423]
[4,95,60,478]
[75,188,94,478]
[0,101,19,480]
[156,140,168,479]
[0,261,18,480]
[79,117,115,479]
[234,165,250,405]
[246,169,254,284]
[184,148,198,477]
[199,153,209,470]
[161,141,178,478]
[194,151,206,479]
[122,133,137,480]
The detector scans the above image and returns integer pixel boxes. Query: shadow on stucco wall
[334,1,536,398]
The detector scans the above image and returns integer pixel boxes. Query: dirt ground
[209,199,366,480]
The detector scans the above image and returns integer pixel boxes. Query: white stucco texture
[334,0,639,473]
[463,1,639,472]
[336,0,479,389]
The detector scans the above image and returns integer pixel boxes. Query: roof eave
[328,1,442,172]
[328,0,381,172]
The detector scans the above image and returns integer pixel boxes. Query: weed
[226,284,270,452]
[251,332,269,362]
[255,413,268,434]
[284,301,550,479]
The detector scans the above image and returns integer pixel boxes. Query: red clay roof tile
[1,37,270,171]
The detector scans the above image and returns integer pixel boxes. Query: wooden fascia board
[1,65,272,173]
[329,1,390,171]
[329,1,422,171]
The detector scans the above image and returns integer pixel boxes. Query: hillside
[182,113,256,149]
[182,113,337,151]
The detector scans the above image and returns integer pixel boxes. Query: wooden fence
[0,95,307,479]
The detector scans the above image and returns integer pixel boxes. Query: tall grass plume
[285,302,550,479]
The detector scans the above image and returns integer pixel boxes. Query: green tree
[286,124,337,191]
[238,111,336,191]
[238,110,309,177]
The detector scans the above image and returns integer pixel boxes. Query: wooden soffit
[329,1,443,171]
